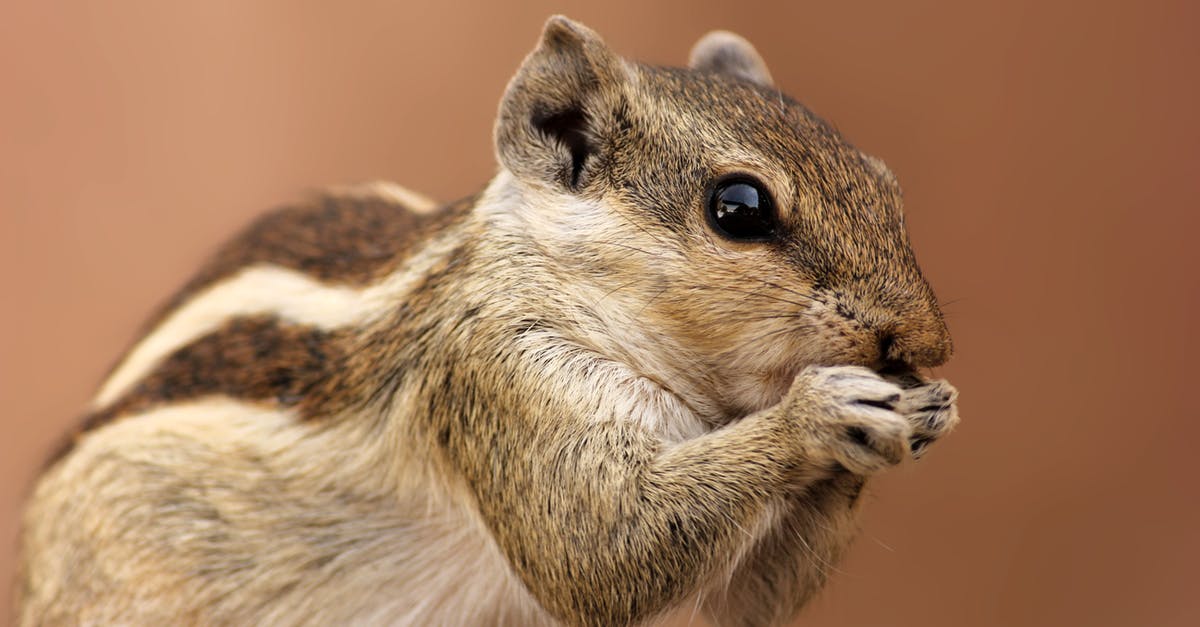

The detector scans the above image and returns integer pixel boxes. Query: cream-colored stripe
[331,181,439,214]
[94,219,464,410]
[94,265,371,408]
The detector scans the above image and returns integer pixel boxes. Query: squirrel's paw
[893,378,959,459]
[790,366,912,476]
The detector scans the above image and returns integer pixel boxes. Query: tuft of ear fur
[495,16,627,192]
[688,31,774,87]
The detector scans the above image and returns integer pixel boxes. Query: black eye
[706,177,777,242]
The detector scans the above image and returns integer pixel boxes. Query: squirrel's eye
[706,178,777,242]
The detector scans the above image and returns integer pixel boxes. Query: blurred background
[2,1,1197,625]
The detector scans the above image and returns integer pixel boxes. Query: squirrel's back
[23,182,556,625]
[57,183,466,458]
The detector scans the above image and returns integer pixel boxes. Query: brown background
[2,1,1197,625]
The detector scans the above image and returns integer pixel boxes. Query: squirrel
[17,16,960,627]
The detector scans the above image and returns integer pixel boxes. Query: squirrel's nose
[878,316,953,368]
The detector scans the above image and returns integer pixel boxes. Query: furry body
[20,17,959,627]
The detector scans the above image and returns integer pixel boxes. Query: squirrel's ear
[495,16,627,191]
[688,31,774,88]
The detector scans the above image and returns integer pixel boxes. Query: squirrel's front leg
[698,471,865,627]
[457,365,913,627]
[705,375,961,627]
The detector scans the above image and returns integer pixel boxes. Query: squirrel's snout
[829,294,953,371]
[880,318,953,368]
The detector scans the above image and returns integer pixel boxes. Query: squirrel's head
[493,16,952,417]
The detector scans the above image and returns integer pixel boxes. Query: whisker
[688,587,705,627]
[754,278,816,303]
[789,527,833,580]
[740,313,808,322]
[637,284,672,317]
[869,534,895,553]
[595,277,645,307]
[679,284,814,310]
[740,324,818,347]
[588,239,662,258]
[609,205,673,249]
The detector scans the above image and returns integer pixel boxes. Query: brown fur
[19,16,961,627]
[135,188,474,340]
[46,190,471,469]
[95,316,342,422]
[168,191,454,303]
[45,316,341,470]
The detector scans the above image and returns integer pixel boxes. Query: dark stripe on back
[145,190,471,331]
[50,316,348,468]
[104,315,342,419]
[49,188,476,470]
